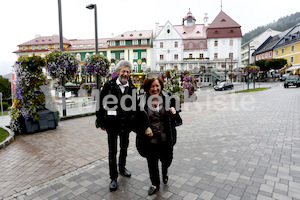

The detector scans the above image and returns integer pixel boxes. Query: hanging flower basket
[45,49,79,81]
[83,54,110,76]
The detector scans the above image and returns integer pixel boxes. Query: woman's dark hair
[143,77,164,93]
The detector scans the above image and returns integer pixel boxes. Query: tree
[0,75,11,102]
[265,58,287,70]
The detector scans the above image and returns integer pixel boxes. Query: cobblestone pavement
[1,82,300,199]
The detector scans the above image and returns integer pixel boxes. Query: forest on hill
[242,12,300,44]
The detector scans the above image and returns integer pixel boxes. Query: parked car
[284,75,300,88]
[280,73,290,82]
[214,82,234,91]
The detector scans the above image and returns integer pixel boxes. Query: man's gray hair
[115,60,132,72]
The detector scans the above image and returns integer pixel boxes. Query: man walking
[96,60,136,191]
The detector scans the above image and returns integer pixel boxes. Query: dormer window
[215,30,219,34]
[35,40,38,42]
[167,29,170,34]
[183,32,186,34]
[221,19,226,22]
[121,34,124,37]
[230,30,234,33]
[130,34,133,37]
[196,31,200,33]
[139,33,142,36]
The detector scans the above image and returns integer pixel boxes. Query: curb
[0,125,15,150]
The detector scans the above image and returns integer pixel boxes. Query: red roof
[207,11,242,38]
[208,11,241,29]
[66,38,110,50]
[18,35,71,46]
[110,30,153,41]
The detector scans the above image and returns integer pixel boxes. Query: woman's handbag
[174,113,183,127]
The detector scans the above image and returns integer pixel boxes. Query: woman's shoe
[148,185,159,195]
[163,173,168,184]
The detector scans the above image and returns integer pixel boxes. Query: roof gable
[155,21,182,40]
[208,11,240,29]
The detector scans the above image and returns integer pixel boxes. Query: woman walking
[135,77,182,195]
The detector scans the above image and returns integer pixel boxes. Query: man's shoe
[148,185,159,195]
[120,168,131,177]
[109,179,118,191]
[163,172,168,184]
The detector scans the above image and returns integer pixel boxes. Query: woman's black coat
[134,90,181,158]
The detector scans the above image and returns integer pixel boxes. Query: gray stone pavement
[1,82,300,199]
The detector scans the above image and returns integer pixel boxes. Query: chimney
[182,18,184,25]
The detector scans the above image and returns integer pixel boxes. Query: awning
[286,66,300,72]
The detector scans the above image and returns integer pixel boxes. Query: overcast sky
[0,0,298,76]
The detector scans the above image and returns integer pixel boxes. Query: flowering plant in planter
[10,55,58,133]
[183,74,197,97]
[164,69,184,102]
[45,49,79,81]
[83,54,110,76]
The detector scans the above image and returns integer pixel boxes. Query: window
[265,53,268,58]
[110,41,115,46]
[54,44,58,49]
[189,42,193,48]
[111,53,115,59]
[76,53,81,61]
[133,40,139,45]
[269,52,272,57]
[291,46,295,51]
[141,52,146,59]
[214,53,218,59]
[174,42,178,48]
[160,55,164,60]
[282,49,284,54]
[189,54,193,58]
[230,40,233,46]
[262,54,264,59]
[133,52,138,59]
[229,53,233,58]
[32,45,35,50]
[120,41,125,46]
[38,45,42,50]
[142,63,146,71]
[199,53,203,59]
[111,64,115,72]
[160,42,163,48]
[214,40,218,47]
[276,50,278,56]
[22,46,26,50]
[85,53,90,59]
[133,63,138,72]
[120,53,125,60]
[45,45,48,50]
[141,39,147,45]
[174,54,178,60]
[291,57,294,63]
[199,42,204,48]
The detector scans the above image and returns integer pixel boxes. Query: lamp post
[58,0,66,116]
[86,4,100,90]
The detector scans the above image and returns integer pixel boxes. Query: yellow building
[273,23,300,74]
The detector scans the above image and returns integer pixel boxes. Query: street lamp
[86,4,100,90]
[58,0,67,116]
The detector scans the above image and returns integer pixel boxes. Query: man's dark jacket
[95,77,137,131]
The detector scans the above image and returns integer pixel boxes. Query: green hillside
[242,12,300,44]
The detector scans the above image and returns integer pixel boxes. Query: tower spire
[221,0,222,10]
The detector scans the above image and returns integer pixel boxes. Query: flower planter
[23,110,58,133]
